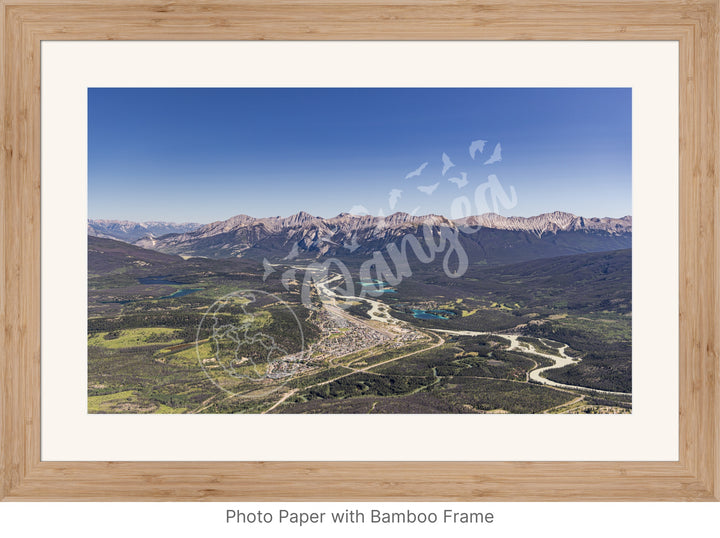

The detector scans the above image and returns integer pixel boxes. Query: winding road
[318,277,631,397]
[259,271,631,414]
[431,329,630,396]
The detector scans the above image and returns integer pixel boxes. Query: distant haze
[89,88,631,222]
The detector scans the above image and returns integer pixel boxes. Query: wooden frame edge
[1,0,718,501]
[1,461,714,501]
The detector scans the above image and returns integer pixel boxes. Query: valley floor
[252,272,631,415]
[87,238,632,415]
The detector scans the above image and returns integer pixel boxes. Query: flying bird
[441,153,455,176]
[343,235,361,252]
[388,188,402,209]
[417,182,439,195]
[484,143,502,165]
[448,172,468,189]
[405,161,429,179]
[469,139,487,160]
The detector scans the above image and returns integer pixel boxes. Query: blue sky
[88,88,631,223]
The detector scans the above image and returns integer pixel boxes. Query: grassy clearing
[88,327,183,349]
[88,390,137,412]
[88,390,189,414]
[173,341,213,362]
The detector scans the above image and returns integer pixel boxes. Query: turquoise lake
[411,309,453,320]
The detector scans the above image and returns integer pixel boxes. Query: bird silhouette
[484,143,502,165]
[405,162,428,179]
[417,182,439,195]
[441,153,455,175]
[448,172,468,189]
[343,234,361,252]
[388,188,402,209]
[469,139,487,159]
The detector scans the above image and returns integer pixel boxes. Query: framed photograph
[1,1,718,501]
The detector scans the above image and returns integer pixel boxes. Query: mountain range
[108,211,634,265]
[88,219,203,243]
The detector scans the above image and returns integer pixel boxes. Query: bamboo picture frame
[1,0,718,501]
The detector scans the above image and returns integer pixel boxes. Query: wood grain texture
[1,0,718,501]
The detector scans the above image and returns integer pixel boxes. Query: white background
[41,42,678,461]
[2,502,718,537]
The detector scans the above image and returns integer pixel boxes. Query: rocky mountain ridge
[88,219,203,243]
[125,211,631,262]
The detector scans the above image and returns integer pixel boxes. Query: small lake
[160,288,202,299]
[138,276,187,285]
[411,309,452,320]
[360,280,396,293]
[102,286,202,304]
[100,276,204,304]
[136,275,202,299]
